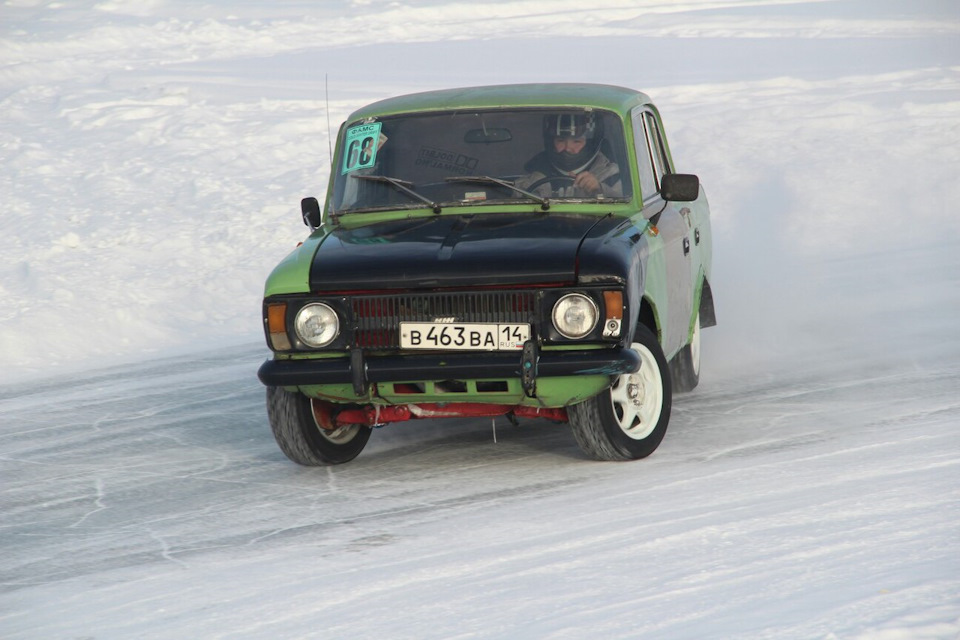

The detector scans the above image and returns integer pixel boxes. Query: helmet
[543,112,603,173]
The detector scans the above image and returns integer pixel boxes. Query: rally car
[257,83,715,464]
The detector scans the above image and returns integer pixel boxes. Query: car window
[632,110,658,201]
[331,108,631,212]
[644,112,670,185]
[633,108,673,203]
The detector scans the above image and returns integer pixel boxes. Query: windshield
[332,108,631,213]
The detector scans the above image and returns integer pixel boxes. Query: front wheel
[266,386,371,466]
[568,324,672,460]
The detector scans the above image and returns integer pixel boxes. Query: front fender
[263,231,327,297]
[576,215,651,346]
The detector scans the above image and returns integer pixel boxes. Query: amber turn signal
[266,303,292,351]
[602,290,623,337]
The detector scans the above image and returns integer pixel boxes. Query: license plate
[400,322,529,351]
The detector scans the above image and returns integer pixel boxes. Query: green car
[257,83,715,464]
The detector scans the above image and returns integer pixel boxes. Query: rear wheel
[568,324,672,460]
[670,312,701,393]
[266,386,371,466]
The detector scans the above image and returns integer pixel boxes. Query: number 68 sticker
[341,122,383,174]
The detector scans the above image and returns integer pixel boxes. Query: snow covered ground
[1,1,959,638]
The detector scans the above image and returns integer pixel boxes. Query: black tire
[568,324,672,461]
[266,386,371,466]
[669,312,701,393]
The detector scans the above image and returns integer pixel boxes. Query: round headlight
[295,303,340,348]
[552,293,599,339]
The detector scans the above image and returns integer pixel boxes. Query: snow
[1,0,959,638]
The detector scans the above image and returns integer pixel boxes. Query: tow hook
[350,348,367,396]
[521,339,539,398]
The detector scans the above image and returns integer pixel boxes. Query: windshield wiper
[444,175,550,211]
[353,174,441,213]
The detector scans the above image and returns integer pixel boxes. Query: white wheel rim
[609,342,663,440]
[690,313,701,376]
[319,424,361,444]
[310,399,361,444]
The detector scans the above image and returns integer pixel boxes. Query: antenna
[325,73,333,164]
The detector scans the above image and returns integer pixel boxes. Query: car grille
[351,291,539,348]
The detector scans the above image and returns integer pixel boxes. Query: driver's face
[553,136,586,154]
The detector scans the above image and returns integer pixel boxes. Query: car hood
[309,213,611,291]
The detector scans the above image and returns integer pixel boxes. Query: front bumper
[257,347,640,389]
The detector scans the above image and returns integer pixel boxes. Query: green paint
[262,234,324,296]
[347,84,651,123]
[299,383,368,403]
[298,374,612,408]
[330,201,638,230]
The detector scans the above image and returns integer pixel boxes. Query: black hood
[309,213,611,291]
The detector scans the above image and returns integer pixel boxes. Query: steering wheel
[525,174,575,192]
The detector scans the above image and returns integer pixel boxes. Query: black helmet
[543,112,603,173]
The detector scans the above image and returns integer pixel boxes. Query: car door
[632,107,693,357]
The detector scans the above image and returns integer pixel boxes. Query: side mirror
[301,197,322,229]
[661,174,700,202]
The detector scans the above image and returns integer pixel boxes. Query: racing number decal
[342,122,382,174]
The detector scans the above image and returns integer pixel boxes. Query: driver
[515,112,622,198]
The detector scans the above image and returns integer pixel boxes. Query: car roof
[346,83,652,121]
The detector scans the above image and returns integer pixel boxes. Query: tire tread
[266,386,371,466]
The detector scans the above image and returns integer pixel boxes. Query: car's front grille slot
[351,291,538,348]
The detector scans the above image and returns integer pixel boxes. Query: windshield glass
[332,108,631,213]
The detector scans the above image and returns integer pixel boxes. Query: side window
[643,112,670,187]
[632,111,657,202]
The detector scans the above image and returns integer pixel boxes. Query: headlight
[295,303,340,348]
[552,293,598,339]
